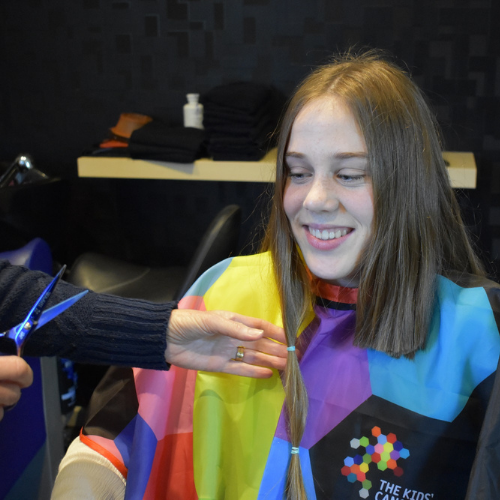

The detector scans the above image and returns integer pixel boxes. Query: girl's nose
[303,178,340,213]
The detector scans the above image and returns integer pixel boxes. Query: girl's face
[283,97,374,287]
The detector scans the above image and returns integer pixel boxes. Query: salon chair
[64,204,242,410]
[66,204,242,301]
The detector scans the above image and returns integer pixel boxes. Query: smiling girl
[53,51,499,500]
[260,49,495,499]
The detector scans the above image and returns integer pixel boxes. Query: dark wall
[1,0,500,270]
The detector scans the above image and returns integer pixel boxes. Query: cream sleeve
[51,437,126,499]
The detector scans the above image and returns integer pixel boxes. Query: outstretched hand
[165,309,287,378]
[0,356,33,421]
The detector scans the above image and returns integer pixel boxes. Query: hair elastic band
[287,346,296,352]
[291,447,299,455]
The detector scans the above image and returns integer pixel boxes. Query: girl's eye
[287,170,311,183]
[337,173,366,184]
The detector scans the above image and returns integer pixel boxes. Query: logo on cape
[341,426,410,498]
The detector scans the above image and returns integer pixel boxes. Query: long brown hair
[261,49,484,499]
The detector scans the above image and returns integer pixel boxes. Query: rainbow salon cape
[81,253,500,499]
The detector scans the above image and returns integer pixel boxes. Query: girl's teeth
[310,228,348,240]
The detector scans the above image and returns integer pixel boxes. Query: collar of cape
[309,273,358,310]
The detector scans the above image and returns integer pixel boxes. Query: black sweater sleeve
[0,260,175,370]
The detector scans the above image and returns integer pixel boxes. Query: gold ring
[235,346,245,361]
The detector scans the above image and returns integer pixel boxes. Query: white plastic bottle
[183,93,204,129]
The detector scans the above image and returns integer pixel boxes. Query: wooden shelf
[78,148,477,188]
[441,151,476,189]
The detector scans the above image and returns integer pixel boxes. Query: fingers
[0,358,33,421]
[200,311,264,341]
[167,309,266,345]
[245,337,288,358]
[223,360,275,379]
[206,312,288,368]
[0,356,33,388]
[210,311,286,344]
[214,312,288,363]
[0,381,22,408]
[168,309,285,344]
[234,347,287,371]
[239,316,286,344]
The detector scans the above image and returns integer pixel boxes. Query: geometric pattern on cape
[308,370,496,499]
[258,276,500,499]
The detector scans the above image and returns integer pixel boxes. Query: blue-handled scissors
[0,265,88,357]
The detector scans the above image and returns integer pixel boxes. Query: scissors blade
[35,290,88,330]
[12,265,68,350]
[0,290,88,356]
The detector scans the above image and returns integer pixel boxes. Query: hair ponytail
[265,204,311,499]
[283,349,308,499]
[282,255,309,500]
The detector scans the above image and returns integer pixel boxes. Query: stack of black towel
[128,120,207,163]
[203,82,286,161]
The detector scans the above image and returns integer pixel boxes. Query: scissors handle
[0,266,88,356]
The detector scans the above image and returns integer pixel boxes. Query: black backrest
[174,204,241,300]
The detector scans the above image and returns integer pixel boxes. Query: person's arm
[0,356,33,421]
[1,261,287,374]
[0,260,172,369]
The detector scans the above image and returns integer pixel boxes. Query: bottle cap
[187,93,199,103]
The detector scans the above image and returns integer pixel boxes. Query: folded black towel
[208,122,274,143]
[209,125,272,148]
[128,144,204,163]
[204,108,273,133]
[129,121,207,163]
[210,149,267,161]
[203,82,274,114]
[202,83,286,160]
[130,121,206,149]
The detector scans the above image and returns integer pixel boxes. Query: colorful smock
[81,253,500,499]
